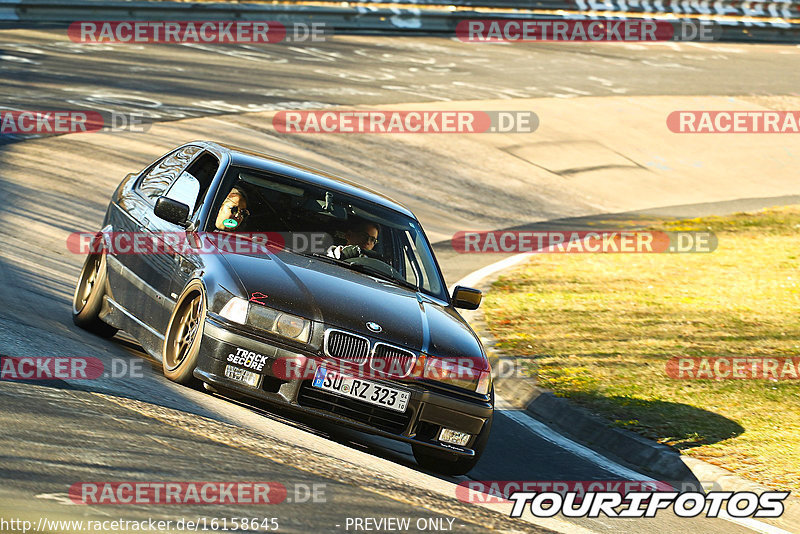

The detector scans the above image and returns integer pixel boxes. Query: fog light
[439,428,471,447]
[276,313,306,339]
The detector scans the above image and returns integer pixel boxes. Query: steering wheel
[345,255,402,279]
[360,248,383,260]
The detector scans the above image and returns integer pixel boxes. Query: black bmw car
[72,141,493,475]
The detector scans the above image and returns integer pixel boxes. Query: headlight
[416,354,492,395]
[220,297,311,343]
[276,313,307,339]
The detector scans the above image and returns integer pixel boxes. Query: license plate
[224,364,261,387]
[312,367,410,413]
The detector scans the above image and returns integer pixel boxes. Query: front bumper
[194,315,494,456]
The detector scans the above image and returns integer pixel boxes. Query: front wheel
[412,412,493,476]
[162,281,206,386]
[72,252,118,338]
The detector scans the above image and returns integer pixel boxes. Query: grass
[483,205,800,492]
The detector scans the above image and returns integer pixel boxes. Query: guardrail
[18,0,798,21]
[0,0,798,41]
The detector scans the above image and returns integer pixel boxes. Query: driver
[214,186,249,231]
[327,221,379,260]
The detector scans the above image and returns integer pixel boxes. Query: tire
[162,280,206,386]
[412,411,493,476]
[72,252,118,338]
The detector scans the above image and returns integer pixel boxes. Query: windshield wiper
[298,251,349,266]
[299,252,419,292]
[344,262,420,292]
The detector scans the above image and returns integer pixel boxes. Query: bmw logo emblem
[366,321,382,333]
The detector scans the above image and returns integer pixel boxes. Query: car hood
[220,250,487,369]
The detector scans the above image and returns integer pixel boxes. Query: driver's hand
[339,245,361,260]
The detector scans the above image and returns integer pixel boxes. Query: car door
[167,152,223,304]
[108,145,203,324]
[136,170,200,334]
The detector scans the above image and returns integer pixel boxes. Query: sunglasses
[224,203,250,219]
[362,232,379,245]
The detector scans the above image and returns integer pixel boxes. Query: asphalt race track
[1,29,799,534]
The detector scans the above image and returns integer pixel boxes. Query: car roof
[194,141,416,219]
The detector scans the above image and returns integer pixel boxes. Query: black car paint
[94,141,493,465]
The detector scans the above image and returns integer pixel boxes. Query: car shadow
[555,392,746,450]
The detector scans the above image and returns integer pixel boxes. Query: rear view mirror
[452,285,482,310]
[164,171,200,211]
[154,196,190,227]
[304,191,347,219]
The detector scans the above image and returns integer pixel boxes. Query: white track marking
[716,513,795,534]
[496,397,651,481]
[449,251,535,293]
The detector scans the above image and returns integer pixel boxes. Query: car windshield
[212,166,448,301]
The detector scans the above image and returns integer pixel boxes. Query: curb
[458,281,696,484]
[456,260,800,532]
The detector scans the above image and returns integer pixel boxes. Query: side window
[137,145,202,200]
[161,153,220,215]
[183,153,220,213]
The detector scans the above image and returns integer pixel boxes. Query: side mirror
[452,285,482,310]
[154,196,190,227]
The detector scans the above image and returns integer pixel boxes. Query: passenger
[214,187,249,231]
[327,220,379,260]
